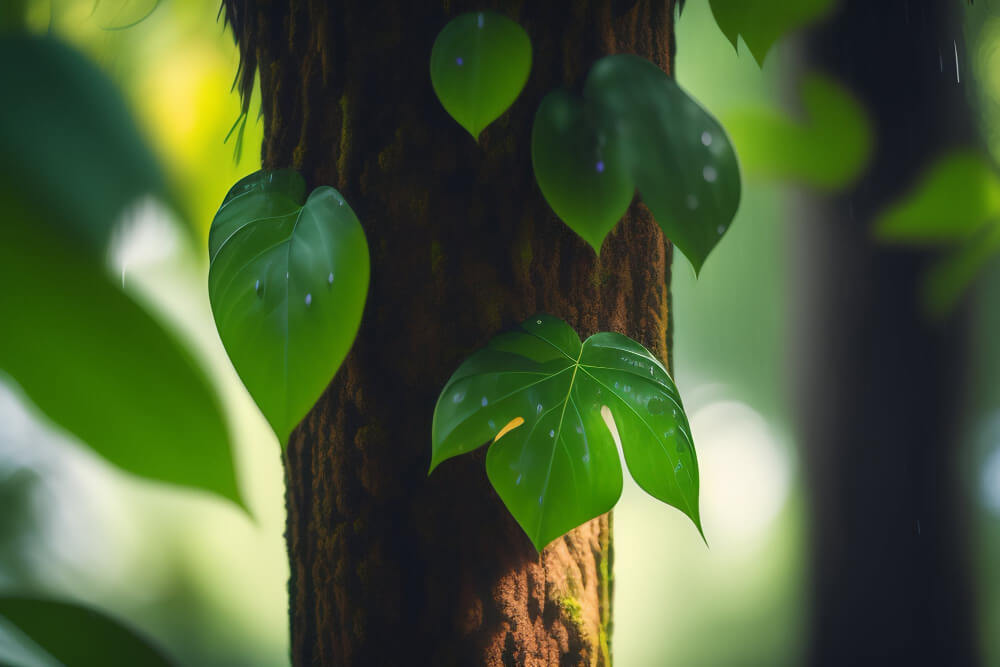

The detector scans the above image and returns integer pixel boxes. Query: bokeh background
[2,0,999,665]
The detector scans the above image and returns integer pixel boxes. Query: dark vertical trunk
[797,1,978,664]
[226,1,677,664]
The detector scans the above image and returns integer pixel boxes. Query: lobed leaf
[431,315,701,551]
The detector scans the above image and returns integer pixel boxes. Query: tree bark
[797,1,979,664]
[225,1,677,664]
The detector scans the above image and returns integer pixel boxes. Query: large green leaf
[708,0,835,66]
[0,597,174,667]
[723,73,871,189]
[0,200,243,507]
[531,90,634,253]
[208,170,370,445]
[430,10,532,140]
[431,315,701,551]
[583,55,741,273]
[0,34,167,253]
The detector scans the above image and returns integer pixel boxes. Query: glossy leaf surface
[0,597,174,667]
[585,55,741,273]
[209,170,370,445]
[430,11,532,139]
[708,0,834,65]
[531,90,634,253]
[0,34,167,253]
[431,315,701,551]
[0,198,242,507]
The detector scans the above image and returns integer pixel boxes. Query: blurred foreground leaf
[0,597,174,666]
[724,73,871,189]
[0,34,171,253]
[708,0,834,65]
[0,201,243,507]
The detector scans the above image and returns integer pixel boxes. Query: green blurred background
[1,0,999,665]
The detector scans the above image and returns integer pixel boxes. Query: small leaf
[585,55,741,273]
[723,73,871,189]
[708,0,835,66]
[0,596,174,667]
[0,199,243,507]
[0,34,168,253]
[208,170,370,445]
[430,10,532,140]
[431,315,701,551]
[531,90,634,253]
[875,152,1000,244]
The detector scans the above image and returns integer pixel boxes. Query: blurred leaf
[0,597,174,666]
[430,10,532,140]
[925,224,1000,315]
[708,0,835,65]
[723,73,871,189]
[431,315,701,551]
[531,90,634,253]
[0,34,169,254]
[875,152,1000,243]
[0,200,243,507]
[584,55,741,274]
[209,170,370,445]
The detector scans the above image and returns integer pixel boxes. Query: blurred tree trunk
[796,1,979,664]
[224,1,678,664]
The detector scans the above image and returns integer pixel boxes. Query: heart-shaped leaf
[208,170,370,445]
[430,10,532,140]
[0,596,174,667]
[708,0,835,66]
[585,55,741,274]
[431,315,702,551]
[531,90,634,253]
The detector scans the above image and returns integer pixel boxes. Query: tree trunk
[225,1,677,664]
[797,1,978,664]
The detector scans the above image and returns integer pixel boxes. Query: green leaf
[0,199,243,507]
[925,224,1000,316]
[531,90,634,253]
[723,73,871,189]
[431,315,701,551]
[0,597,174,667]
[430,10,532,140]
[208,170,370,445]
[708,0,835,66]
[584,55,741,273]
[0,34,167,253]
[875,152,1000,244]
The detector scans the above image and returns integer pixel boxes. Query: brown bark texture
[225,1,677,664]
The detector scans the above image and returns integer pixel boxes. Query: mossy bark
[226,1,677,664]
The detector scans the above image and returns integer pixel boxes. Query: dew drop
[647,397,666,415]
[538,495,544,505]
[453,391,466,404]
[717,225,725,235]
[536,403,543,414]
[456,57,464,66]
[477,12,485,28]
[328,272,334,285]
[536,319,542,325]
[285,271,290,280]
[623,384,631,393]
[703,166,718,183]
[305,293,312,306]
[582,453,590,463]
[516,474,522,485]
[481,396,488,407]
[488,419,496,430]
[701,131,713,147]
[549,429,555,438]
[576,425,583,434]
[595,160,605,173]
[254,279,261,295]
[686,194,699,210]
[674,461,683,473]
